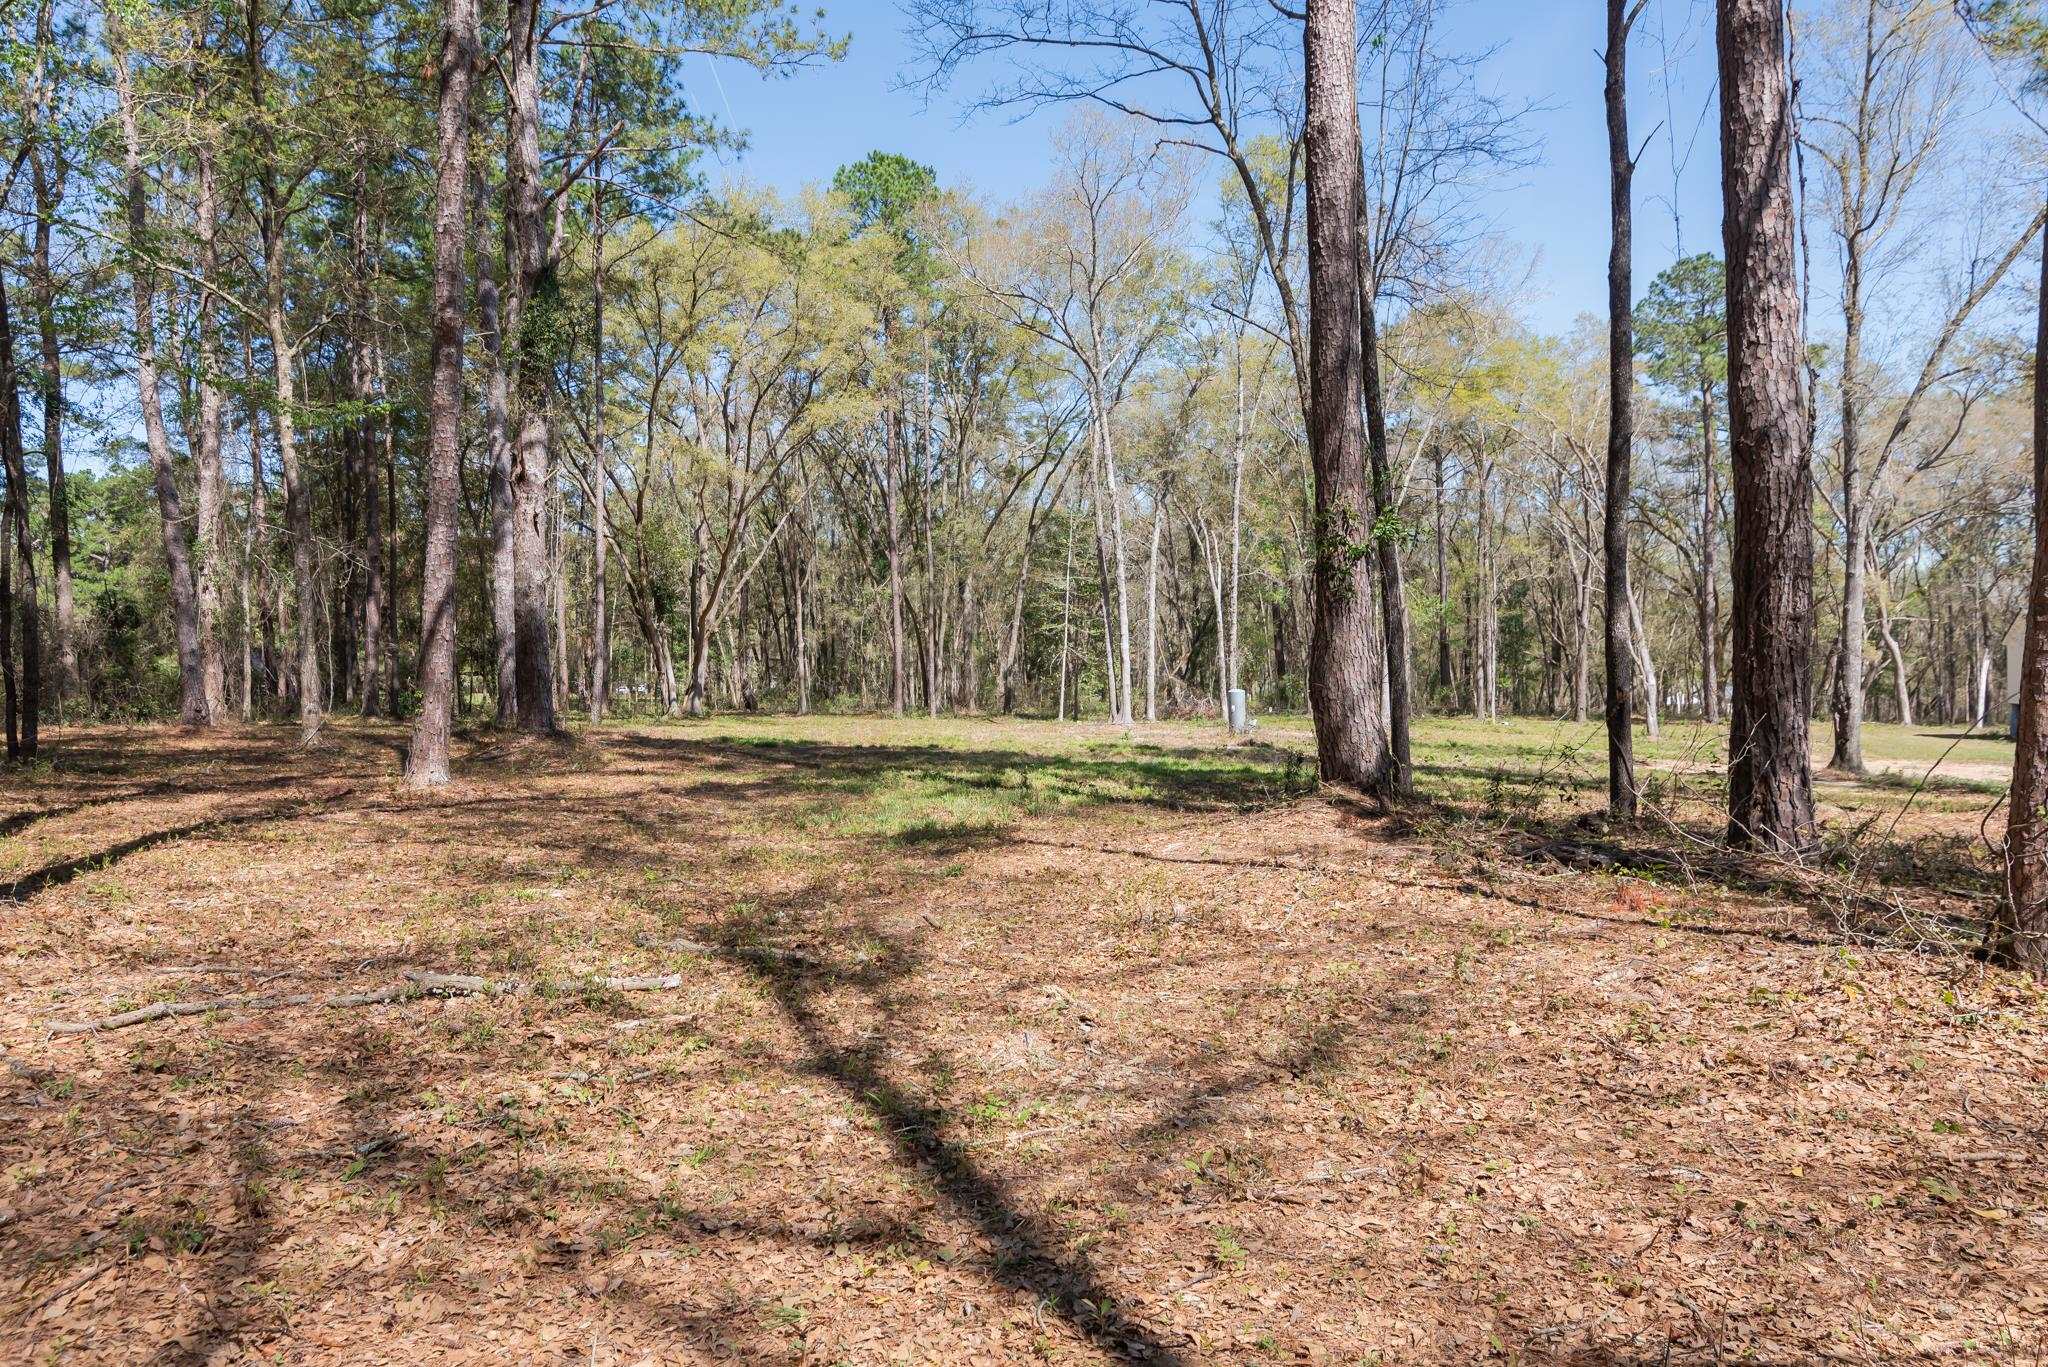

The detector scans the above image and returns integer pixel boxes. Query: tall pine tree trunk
[1302,0,1392,795]
[1719,0,1817,852]
[408,0,478,786]
[0,269,37,757]
[2000,210,2048,977]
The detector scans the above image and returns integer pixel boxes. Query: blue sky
[703,0,1730,336]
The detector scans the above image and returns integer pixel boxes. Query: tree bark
[1302,0,1392,795]
[0,266,36,757]
[407,0,479,787]
[2000,210,2048,976]
[192,143,230,724]
[1627,580,1660,739]
[588,116,610,725]
[1604,0,1643,818]
[504,0,557,733]
[1146,499,1162,722]
[1719,0,1817,852]
[1831,220,1869,772]
[1699,385,1721,723]
[474,171,519,726]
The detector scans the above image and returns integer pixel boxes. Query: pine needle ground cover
[3,716,2043,1362]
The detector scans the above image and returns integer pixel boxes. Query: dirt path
[2,723,2043,1363]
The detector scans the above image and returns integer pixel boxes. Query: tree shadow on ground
[4,786,366,903]
[689,914,1194,1363]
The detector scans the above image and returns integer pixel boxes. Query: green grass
[582,709,2010,837]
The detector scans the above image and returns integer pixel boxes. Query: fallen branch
[45,970,506,1036]
[43,938,844,1036]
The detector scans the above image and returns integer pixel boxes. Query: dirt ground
[3,718,2045,1364]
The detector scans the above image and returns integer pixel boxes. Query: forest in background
[2,0,2039,746]
[10,1,2048,1357]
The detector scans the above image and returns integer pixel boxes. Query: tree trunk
[2000,210,2048,975]
[1604,0,1641,818]
[474,173,519,727]
[1719,0,1817,852]
[1356,137,1412,790]
[350,182,386,720]
[1830,242,1869,772]
[1627,580,1660,739]
[1302,0,1392,795]
[1875,581,1912,726]
[243,0,320,739]
[26,14,73,709]
[193,144,230,724]
[407,0,478,786]
[588,145,609,726]
[1699,385,1721,723]
[1091,399,1136,725]
[243,327,279,714]
[1146,500,1161,722]
[504,0,557,734]
[1433,441,1452,699]
[111,22,207,728]
[0,268,37,757]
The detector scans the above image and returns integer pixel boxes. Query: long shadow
[692,922,1191,1364]
[0,772,388,844]
[607,733,1309,815]
[5,788,361,903]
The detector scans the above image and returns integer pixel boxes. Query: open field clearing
[3,715,2044,1364]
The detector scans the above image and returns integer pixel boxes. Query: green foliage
[1635,253,1728,396]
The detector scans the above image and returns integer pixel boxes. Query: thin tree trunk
[0,267,36,757]
[1433,441,1451,699]
[588,130,609,725]
[26,4,73,708]
[1831,248,1870,771]
[1699,387,1721,723]
[407,0,479,786]
[472,173,518,726]
[244,0,320,739]
[1604,0,1643,818]
[1719,0,1817,852]
[193,143,230,724]
[1627,580,1660,739]
[1146,500,1161,722]
[1356,135,1411,790]
[243,327,279,712]
[111,20,207,727]
[1874,580,1912,726]
[1057,508,1075,722]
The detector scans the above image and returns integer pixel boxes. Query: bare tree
[1802,0,2038,772]
[955,117,1193,726]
